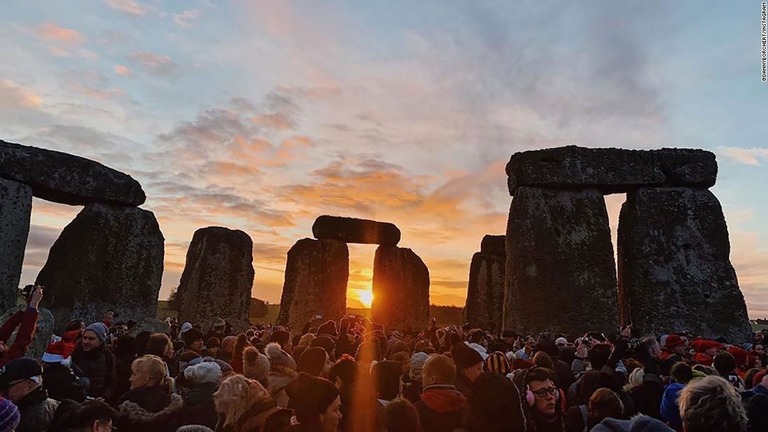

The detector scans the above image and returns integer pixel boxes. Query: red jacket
[0,307,39,366]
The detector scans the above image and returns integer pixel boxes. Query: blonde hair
[298,333,316,348]
[214,375,270,427]
[131,355,170,391]
[679,375,747,432]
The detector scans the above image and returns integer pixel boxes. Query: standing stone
[0,306,54,360]
[0,178,32,311]
[618,188,751,342]
[372,246,430,331]
[312,215,401,245]
[277,239,348,331]
[463,250,505,330]
[480,235,506,256]
[36,203,164,331]
[504,187,618,336]
[177,227,254,332]
[0,139,146,206]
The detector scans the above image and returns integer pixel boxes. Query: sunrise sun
[354,288,374,309]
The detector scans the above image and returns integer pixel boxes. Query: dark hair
[468,372,525,431]
[671,362,694,385]
[588,343,612,370]
[329,355,358,387]
[145,333,171,358]
[713,352,737,376]
[293,373,339,430]
[233,333,249,363]
[372,360,402,401]
[383,399,423,432]
[135,331,152,356]
[206,337,221,349]
[112,335,137,360]
[65,319,85,332]
[524,367,553,385]
[48,399,118,431]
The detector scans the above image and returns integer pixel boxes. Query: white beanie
[184,361,222,384]
[180,322,193,335]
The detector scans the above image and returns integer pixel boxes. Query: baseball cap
[0,358,43,388]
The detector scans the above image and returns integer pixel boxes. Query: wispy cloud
[129,51,178,76]
[104,0,147,16]
[114,65,132,76]
[173,9,201,28]
[0,80,42,109]
[718,147,768,166]
[34,22,85,45]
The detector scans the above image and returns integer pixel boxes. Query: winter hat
[179,322,193,335]
[310,336,336,358]
[664,335,686,349]
[555,337,568,347]
[0,358,43,388]
[409,352,429,381]
[727,346,748,367]
[84,322,108,342]
[691,339,723,353]
[317,320,339,338]
[298,347,329,376]
[243,346,270,383]
[205,359,233,374]
[42,335,76,364]
[268,330,291,347]
[467,342,489,360]
[484,351,511,375]
[182,328,204,348]
[184,361,222,384]
[179,351,203,371]
[390,331,404,341]
[451,344,484,370]
[292,373,339,418]
[511,358,535,371]
[176,426,214,432]
[754,370,768,387]
[0,397,20,432]
[212,318,226,330]
[266,342,297,370]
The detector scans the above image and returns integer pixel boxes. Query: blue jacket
[659,383,685,431]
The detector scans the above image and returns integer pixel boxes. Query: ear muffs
[526,384,560,407]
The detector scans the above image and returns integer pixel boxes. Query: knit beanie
[451,344,484,370]
[176,426,214,432]
[317,320,339,338]
[84,322,108,342]
[182,328,204,348]
[484,351,511,375]
[409,352,429,381]
[266,342,297,370]
[184,361,222,384]
[310,336,336,358]
[0,397,20,432]
[298,347,329,377]
[179,322,193,335]
[243,346,271,383]
[292,373,339,418]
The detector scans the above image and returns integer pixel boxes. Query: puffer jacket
[15,386,59,432]
[72,344,117,402]
[42,363,87,402]
[175,382,219,429]
[116,385,184,432]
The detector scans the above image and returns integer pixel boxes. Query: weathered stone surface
[36,203,164,331]
[372,245,430,331]
[618,188,751,342]
[506,146,717,195]
[177,227,254,332]
[129,317,170,336]
[312,215,401,245]
[0,306,54,360]
[504,187,619,336]
[480,235,506,256]
[463,252,505,330]
[0,139,146,206]
[277,239,348,331]
[0,178,32,311]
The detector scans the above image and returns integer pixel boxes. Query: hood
[420,385,467,413]
[592,415,674,432]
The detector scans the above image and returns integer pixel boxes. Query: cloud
[173,9,201,28]
[104,0,147,16]
[114,65,133,76]
[717,147,768,166]
[0,80,42,110]
[129,51,179,76]
[34,23,85,45]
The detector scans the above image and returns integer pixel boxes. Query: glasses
[532,387,558,398]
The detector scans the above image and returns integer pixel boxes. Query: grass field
[157,301,465,327]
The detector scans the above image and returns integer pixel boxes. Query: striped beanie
[484,351,511,375]
[0,397,20,432]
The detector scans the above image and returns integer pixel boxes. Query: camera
[18,285,39,302]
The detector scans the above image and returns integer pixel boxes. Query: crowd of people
[0,285,765,431]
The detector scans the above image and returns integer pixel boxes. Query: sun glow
[354,288,374,309]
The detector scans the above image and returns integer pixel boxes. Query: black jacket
[42,363,87,402]
[72,344,117,402]
[16,386,59,432]
[116,385,183,432]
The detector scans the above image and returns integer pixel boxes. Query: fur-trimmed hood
[117,393,183,432]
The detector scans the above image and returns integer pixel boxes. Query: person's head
[0,358,43,403]
[422,354,456,387]
[641,336,662,360]
[81,323,108,352]
[206,337,221,350]
[112,335,137,360]
[145,333,173,358]
[468,372,525,431]
[484,351,512,375]
[242,347,271,388]
[214,375,270,427]
[588,388,623,422]
[0,396,19,432]
[532,351,555,370]
[587,343,612,370]
[328,354,357,391]
[183,328,205,353]
[451,344,484,383]
[184,361,222,386]
[525,367,558,417]
[713,352,737,377]
[298,347,330,377]
[292,373,341,432]
[269,330,292,351]
[47,399,117,432]
[665,335,687,356]
[668,362,692,385]
[311,336,337,361]
[212,317,226,334]
[220,335,237,356]
[383,399,422,432]
[129,355,169,391]
[756,344,765,355]
[679,375,747,432]
[372,360,402,401]
[409,352,429,382]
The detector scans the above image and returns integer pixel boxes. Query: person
[174,362,221,429]
[47,399,118,432]
[515,337,536,360]
[383,399,423,432]
[204,318,227,343]
[413,354,468,432]
[115,355,182,432]
[565,388,624,432]
[72,322,117,402]
[265,342,298,407]
[516,367,564,432]
[373,360,401,409]
[462,372,525,432]
[403,352,428,404]
[182,328,205,357]
[712,352,745,390]
[288,373,341,432]
[0,396,20,432]
[112,334,137,404]
[213,375,281,432]
[230,334,249,374]
[0,286,42,367]
[41,332,87,402]
[659,362,693,431]
[450,344,483,400]
[328,354,357,431]
[0,357,59,432]
[678,375,747,432]
[243,346,271,390]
